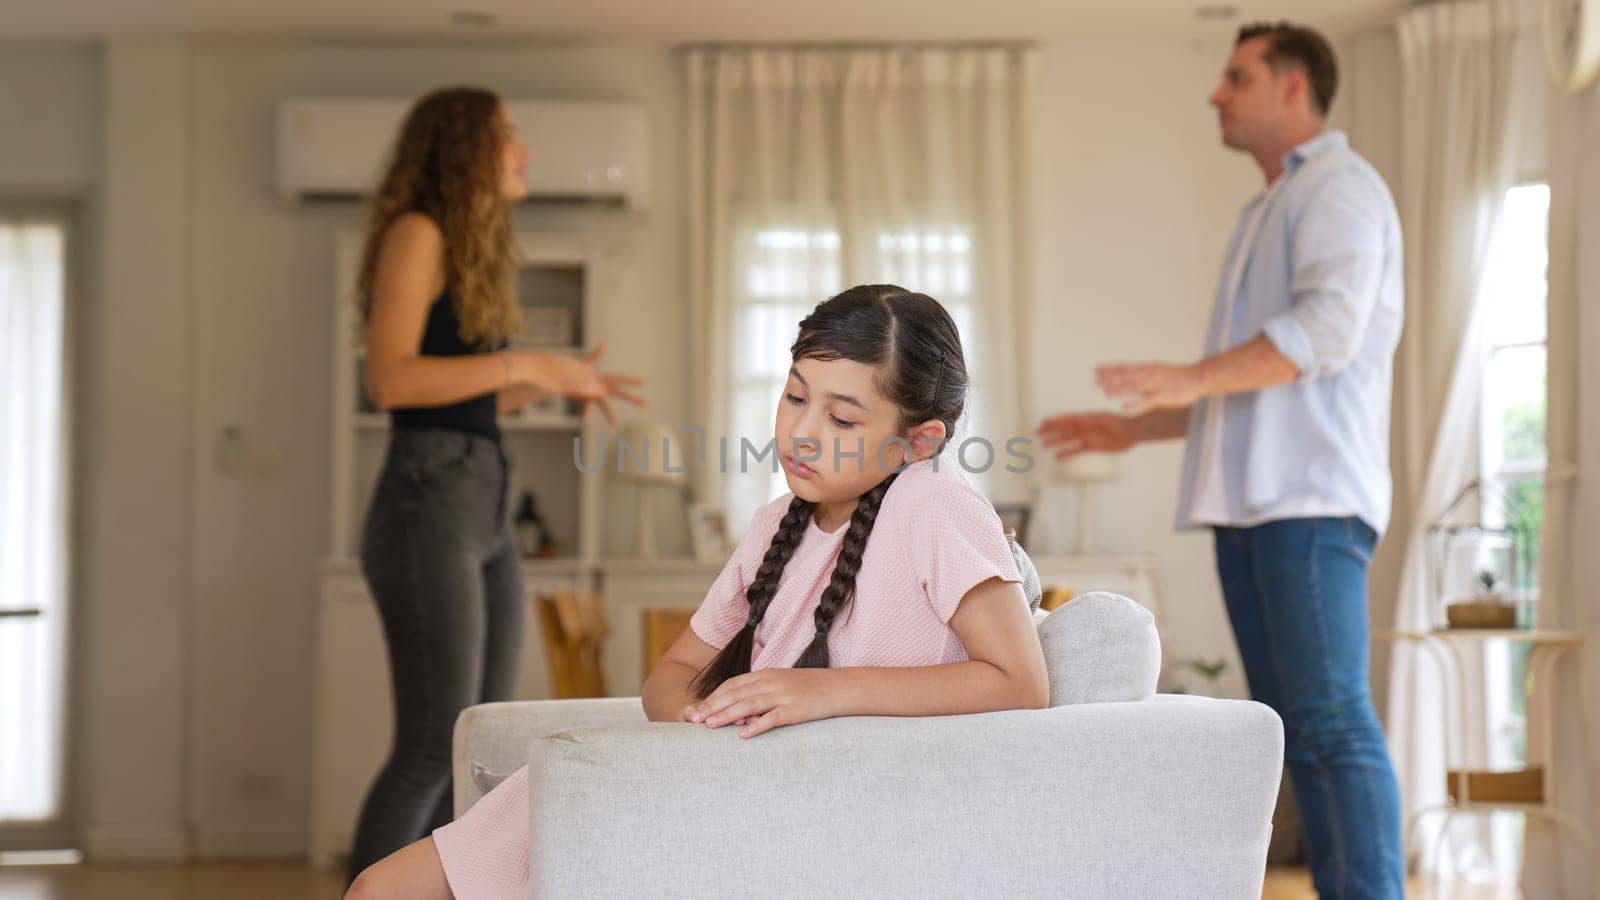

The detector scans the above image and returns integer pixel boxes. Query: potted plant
[1446,568,1517,629]
[1164,655,1231,697]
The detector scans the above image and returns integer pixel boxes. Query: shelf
[1445,766,1543,804]
[1375,628,1585,645]
[353,344,582,358]
[517,557,592,574]
[508,343,585,356]
[1443,802,1555,814]
[354,413,582,432]
[319,556,590,577]
[1028,554,1160,568]
[503,414,584,431]
[600,557,726,575]
[330,230,602,566]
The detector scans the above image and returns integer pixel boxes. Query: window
[725,224,976,532]
[1476,183,1548,871]
[0,216,70,825]
[1480,184,1550,606]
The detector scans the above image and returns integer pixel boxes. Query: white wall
[179,40,688,855]
[0,46,101,194]
[1332,27,1406,717]
[1026,32,1408,700]
[0,38,686,860]
[84,41,195,860]
[1027,38,1261,697]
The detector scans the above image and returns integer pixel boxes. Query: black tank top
[390,290,501,441]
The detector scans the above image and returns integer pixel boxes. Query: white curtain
[1524,74,1600,900]
[0,216,69,823]
[1387,0,1534,876]
[686,45,1035,532]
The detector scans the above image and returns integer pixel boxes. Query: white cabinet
[590,555,1165,700]
[306,563,590,867]
[326,231,608,565]
[597,559,724,695]
[1026,555,1163,617]
[310,232,609,868]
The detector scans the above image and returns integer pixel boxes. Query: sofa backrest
[452,589,1165,815]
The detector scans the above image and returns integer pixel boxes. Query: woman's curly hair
[356,86,521,347]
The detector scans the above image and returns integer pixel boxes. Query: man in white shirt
[1039,23,1404,899]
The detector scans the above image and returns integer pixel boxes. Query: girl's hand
[687,668,840,739]
[680,704,749,727]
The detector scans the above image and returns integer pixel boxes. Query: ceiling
[2,0,1407,43]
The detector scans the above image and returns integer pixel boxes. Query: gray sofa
[452,592,1284,898]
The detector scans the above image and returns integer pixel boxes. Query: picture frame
[688,502,733,564]
[992,501,1033,549]
[516,305,576,348]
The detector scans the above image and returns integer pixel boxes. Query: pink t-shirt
[691,456,1022,668]
[432,457,1019,900]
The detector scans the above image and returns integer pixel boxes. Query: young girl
[345,284,1048,900]
[350,86,644,881]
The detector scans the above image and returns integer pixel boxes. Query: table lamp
[1055,452,1119,556]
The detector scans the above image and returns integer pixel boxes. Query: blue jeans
[1214,517,1403,900]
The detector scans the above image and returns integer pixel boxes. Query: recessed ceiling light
[1196,4,1239,20]
[450,10,496,28]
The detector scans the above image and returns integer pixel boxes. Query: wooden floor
[1260,867,1518,899]
[0,862,1517,899]
[0,861,346,900]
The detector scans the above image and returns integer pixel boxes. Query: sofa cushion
[470,762,513,796]
[1037,591,1161,706]
[1007,535,1043,613]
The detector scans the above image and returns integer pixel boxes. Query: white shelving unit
[1375,627,1591,871]
[310,230,610,867]
[325,231,606,566]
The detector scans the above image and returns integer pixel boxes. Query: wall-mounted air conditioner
[276,98,649,209]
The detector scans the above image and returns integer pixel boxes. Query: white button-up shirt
[1178,130,1404,534]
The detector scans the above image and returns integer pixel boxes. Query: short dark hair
[1236,22,1338,117]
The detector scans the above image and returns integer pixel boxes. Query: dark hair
[691,284,970,698]
[1236,22,1338,117]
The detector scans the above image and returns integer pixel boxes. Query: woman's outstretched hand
[686,668,841,739]
[519,343,645,426]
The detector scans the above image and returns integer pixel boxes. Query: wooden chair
[535,590,608,699]
[1040,586,1077,612]
[642,607,698,677]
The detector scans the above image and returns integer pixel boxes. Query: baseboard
[190,820,307,859]
[82,824,191,862]
[80,820,307,862]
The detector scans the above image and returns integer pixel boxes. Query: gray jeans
[348,428,524,880]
